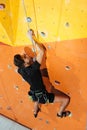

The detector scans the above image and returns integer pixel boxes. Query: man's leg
[33,101,40,118]
[53,90,70,117]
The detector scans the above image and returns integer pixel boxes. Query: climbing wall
[0,0,87,130]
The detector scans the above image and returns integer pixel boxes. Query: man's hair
[14,54,24,68]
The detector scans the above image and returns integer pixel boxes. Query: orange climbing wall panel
[0,39,87,130]
[0,0,87,130]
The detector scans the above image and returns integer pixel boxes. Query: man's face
[22,54,33,65]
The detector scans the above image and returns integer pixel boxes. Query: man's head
[14,54,33,68]
[14,54,24,67]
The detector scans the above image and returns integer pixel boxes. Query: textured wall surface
[0,0,87,130]
[0,0,87,46]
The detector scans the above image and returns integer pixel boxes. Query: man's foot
[33,107,41,118]
[34,113,38,118]
[57,111,71,118]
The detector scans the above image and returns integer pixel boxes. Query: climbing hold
[81,25,83,28]
[7,106,12,110]
[65,22,70,27]
[38,117,43,121]
[65,66,71,70]
[0,3,5,10]
[81,9,84,12]
[47,45,51,49]
[40,32,46,37]
[8,64,12,69]
[27,17,32,22]
[51,7,54,10]
[14,85,19,90]
[54,128,57,130]
[67,92,70,95]
[54,80,60,85]
[20,100,23,103]
[46,120,49,124]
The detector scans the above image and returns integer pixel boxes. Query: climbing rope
[32,0,39,39]
[22,0,37,58]
[22,0,30,29]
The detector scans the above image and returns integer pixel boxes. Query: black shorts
[28,91,55,104]
[47,93,55,103]
[37,92,55,104]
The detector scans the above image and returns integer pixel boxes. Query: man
[14,29,71,118]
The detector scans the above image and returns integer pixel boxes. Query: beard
[28,57,33,65]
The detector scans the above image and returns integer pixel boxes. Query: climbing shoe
[57,111,71,118]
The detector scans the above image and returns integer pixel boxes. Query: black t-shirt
[18,61,45,91]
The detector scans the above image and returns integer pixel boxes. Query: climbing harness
[28,89,49,104]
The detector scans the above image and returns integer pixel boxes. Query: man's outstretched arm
[27,29,45,64]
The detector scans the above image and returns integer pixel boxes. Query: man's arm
[27,29,45,64]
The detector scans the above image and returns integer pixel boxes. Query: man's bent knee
[64,95,70,105]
